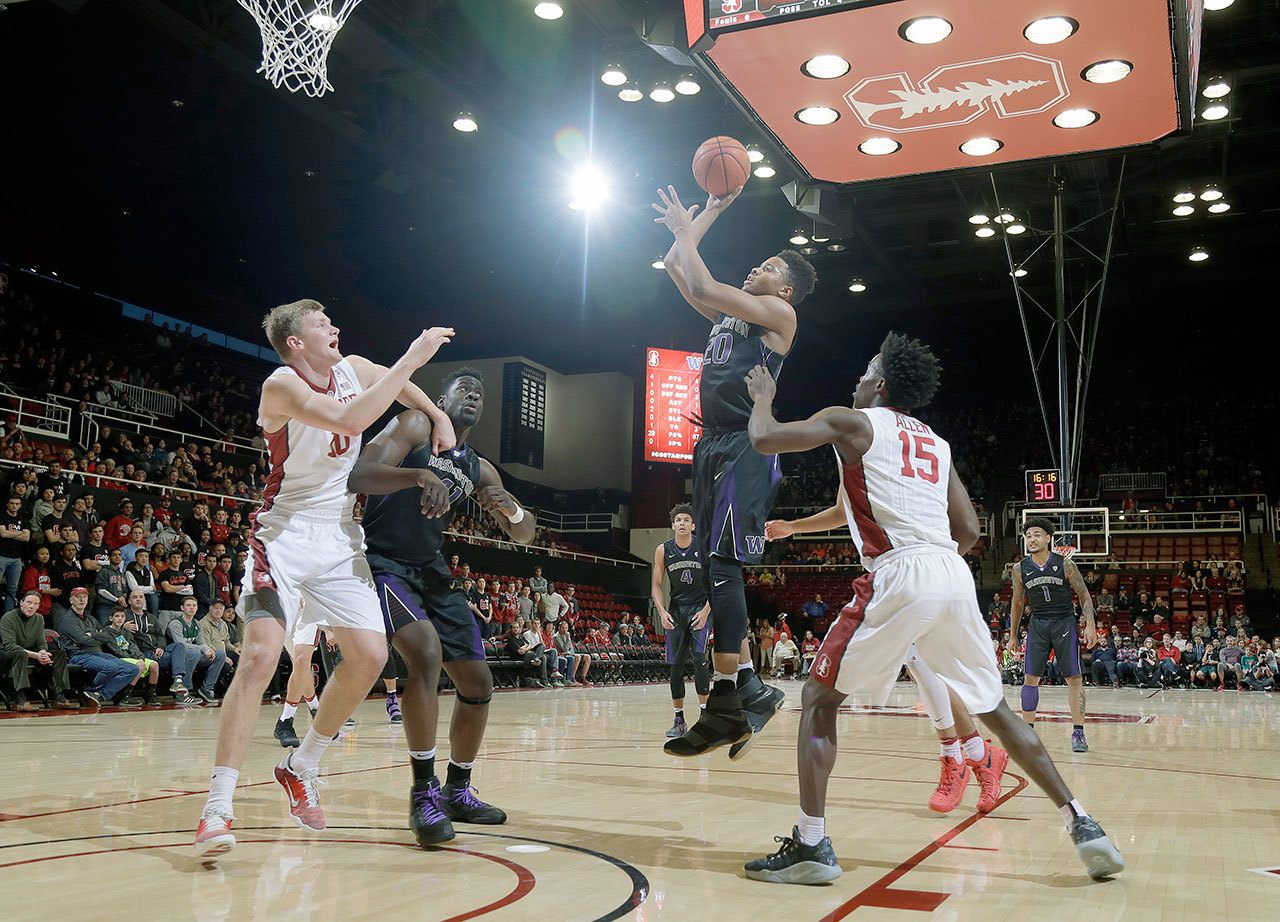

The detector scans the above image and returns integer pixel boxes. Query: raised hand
[707,185,743,214]
[651,185,699,236]
[405,327,455,368]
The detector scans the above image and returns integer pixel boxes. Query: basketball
[693,136,751,198]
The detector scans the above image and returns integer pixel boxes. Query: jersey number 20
[897,432,939,483]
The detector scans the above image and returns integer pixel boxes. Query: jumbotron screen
[643,347,703,464]
[706,0,867,32]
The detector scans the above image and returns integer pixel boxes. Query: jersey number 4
[680,569,694,584]
[897,431,939,483]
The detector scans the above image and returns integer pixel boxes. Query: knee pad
[456,690,492,707]
[708,557,747,654]
[1020,684,1040,713]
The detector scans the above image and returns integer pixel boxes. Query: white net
[236,0,364,97]
[1019,507,1111,559]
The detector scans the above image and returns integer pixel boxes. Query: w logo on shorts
[744,535,766,556]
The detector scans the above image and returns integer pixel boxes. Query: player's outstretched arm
[475,459,536,545]
[1063,556,1098,647]
[657,187,742,322]
[945,468,981,557]
[1008,565,1026,641]
[746,366,867,456]
[767,501,846,539]
[346,354,457,453]
[262,327,453,437]
[651,544,673,630]
[347,410,452,518]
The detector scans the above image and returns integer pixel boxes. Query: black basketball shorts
[1025,616,1081,678]
[369,553,485,662]
[692,428,782,565]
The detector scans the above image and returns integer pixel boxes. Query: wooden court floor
[2,680,1277,921]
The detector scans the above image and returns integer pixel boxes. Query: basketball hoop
[235,0,364,97]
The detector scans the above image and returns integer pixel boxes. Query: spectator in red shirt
[448,554,462,578]
[1146,612,1168,639]
[1156,633,1184,687]
[154,495,174,526]
[799,631,820,677]
[105,498,135,550]
[19,546,56,617]
[210,507,231,545]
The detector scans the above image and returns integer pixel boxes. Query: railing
[60,400,261,457]
[0,458,258,509]
[48,393,158,428]
[1098,472,1167,494]
[440,529,644,568]
[533,509,617,533]
[1111,510,1243,534]
[1,394,70,440]
[109,380,179,418]
[1001,558,1247,581]
[1003,496,1261,535]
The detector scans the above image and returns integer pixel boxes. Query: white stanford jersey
[258,358,363,515]
[836,406,957,568]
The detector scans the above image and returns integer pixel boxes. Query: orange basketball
[693,136,750,198]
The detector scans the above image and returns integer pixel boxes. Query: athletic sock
[797,810,825,847]
[304,694,318,715]
[939,736,962,764]
[1073,724,1084,732]
[281,701,298,720]
[674,708,684,721]
[291,726,334,773]
[1058,798,1088,828]
[410,748,437,784]
[960,733,985,762]
[205,766,239,817]
[445,758,475,788]
[736,663,754,680]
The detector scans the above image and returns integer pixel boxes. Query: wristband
[505,505,525,525]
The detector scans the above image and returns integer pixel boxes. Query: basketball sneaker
[193,808,236,859]
[744,827,842,885]
[729,676,786,761]
[928,757,971,813]
[274,755,326,831]
[386,695,402,724]
[967,741,1009,814]
[663,692,751,758]
[275,717,301,748]
[1071,814,1125,879]
[441,783,507,825]
[409,778,455,846]
[1071,728,1089,752]
[665,713,687,738]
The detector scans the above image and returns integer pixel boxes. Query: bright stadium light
[900,17,953,44]
[1201,103,1229,121]
[994,211,1016,224]
[826,243,846,252]
[617,85,643,102]
[975,226,996,238]
[568,165,609,212]
[969,213,991,225]
[1188,246,1209,262]
[1172,190,1195,204]
[960,137,1002,156]
[1200,184,1223,202]
[745,144,764,163]
[1202,76,1231,98]
[796,106,840,125]
[753,161,776,178]
[651,257,665,269]
[1024,16,1078,44]
[1083,60,1133,84]
[1053,108,1099,128]
[1172,204,1195,217]
[452,112,478,132]
[1006,221,1027,235]
[1011,268,1028,278]
[848,278,867,292]
[1208,201,1231,214]
[811,234,830,243]
[534,2,563,20]
[600,64,627,86]
[675,75,701,95]
[802,54,851,79]
[790,232,810,245]
[799,246,819,255]
[650,82,675,103]
[858,137,900,155]
[1204,0,1234,10]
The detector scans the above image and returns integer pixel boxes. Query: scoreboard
[703,0,867,34]
[644,347,703,464]
[1025,469,1060,504]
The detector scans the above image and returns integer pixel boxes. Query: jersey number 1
[897,431,939,483]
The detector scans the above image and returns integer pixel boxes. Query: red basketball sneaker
[928,757,970,813]
[968,741,1009,814]
[193,809,236,858]
[274,755,327,831]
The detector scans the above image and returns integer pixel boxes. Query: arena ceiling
[1,0,1277,408]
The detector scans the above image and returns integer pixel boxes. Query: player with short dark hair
[653,503,711,738]
[652,184,814,759]
[1010,517,1098,752]
[740,331,1122,884]
[349,366,536,848]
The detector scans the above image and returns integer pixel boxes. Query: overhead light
[600,64,627,86]
[1011,268,1028,278]
[1005,222,1027,235]
[848,278,867,293]
[799,246,819,256]
[171,98,186,108]
[1172,190,1195,204]
[1172,204,1195,217]
[1024,16,1077,44]
[1053,108,1098,129]
[1202,76,1230,98]
[790,232,810,245]
[826,243,846,252]
[1203,0,1234,9]
[899,17,953,44]
[651,258,665,270]
[969,213,990,225]
[975,226,996,238]
[1082,60,1133,84]
[675,75,701,95]
[308,12,338,31]
[567,165,609,212]
[1201,103,1229,121]
[452,112,478,132]
[753,162,776,178]
[801,54,851,79]
[1200,184,1223,202]
[858,137,900,156]
[617,85,643,103]
[304,169,316,178]
[994,211,1016,224]
[811,234,830,243]
[1207,201,1231,214]
[796,106,840,125]
[960,137,1002,157]
[533,2,563,20]
[1188,246,1209,262]
[745,144,764,164]
[650,82,675,103]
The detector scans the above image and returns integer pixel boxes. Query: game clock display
[1025,468,1060,504]
[706,0,866,32]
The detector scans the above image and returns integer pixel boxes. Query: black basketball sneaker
[1071,814,1125,879]
[410,778,455,846]
[274,717,300,748]
[729,673,786,761]
[441,783,507,824]
[663,690,752,757]
[744,827,842,885]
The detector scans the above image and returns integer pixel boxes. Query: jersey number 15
[897,432,939,483]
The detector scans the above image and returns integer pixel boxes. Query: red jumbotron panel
[695,0,1201,184]
[644,347,703,464]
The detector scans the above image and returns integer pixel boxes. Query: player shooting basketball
[651,184,815,759]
